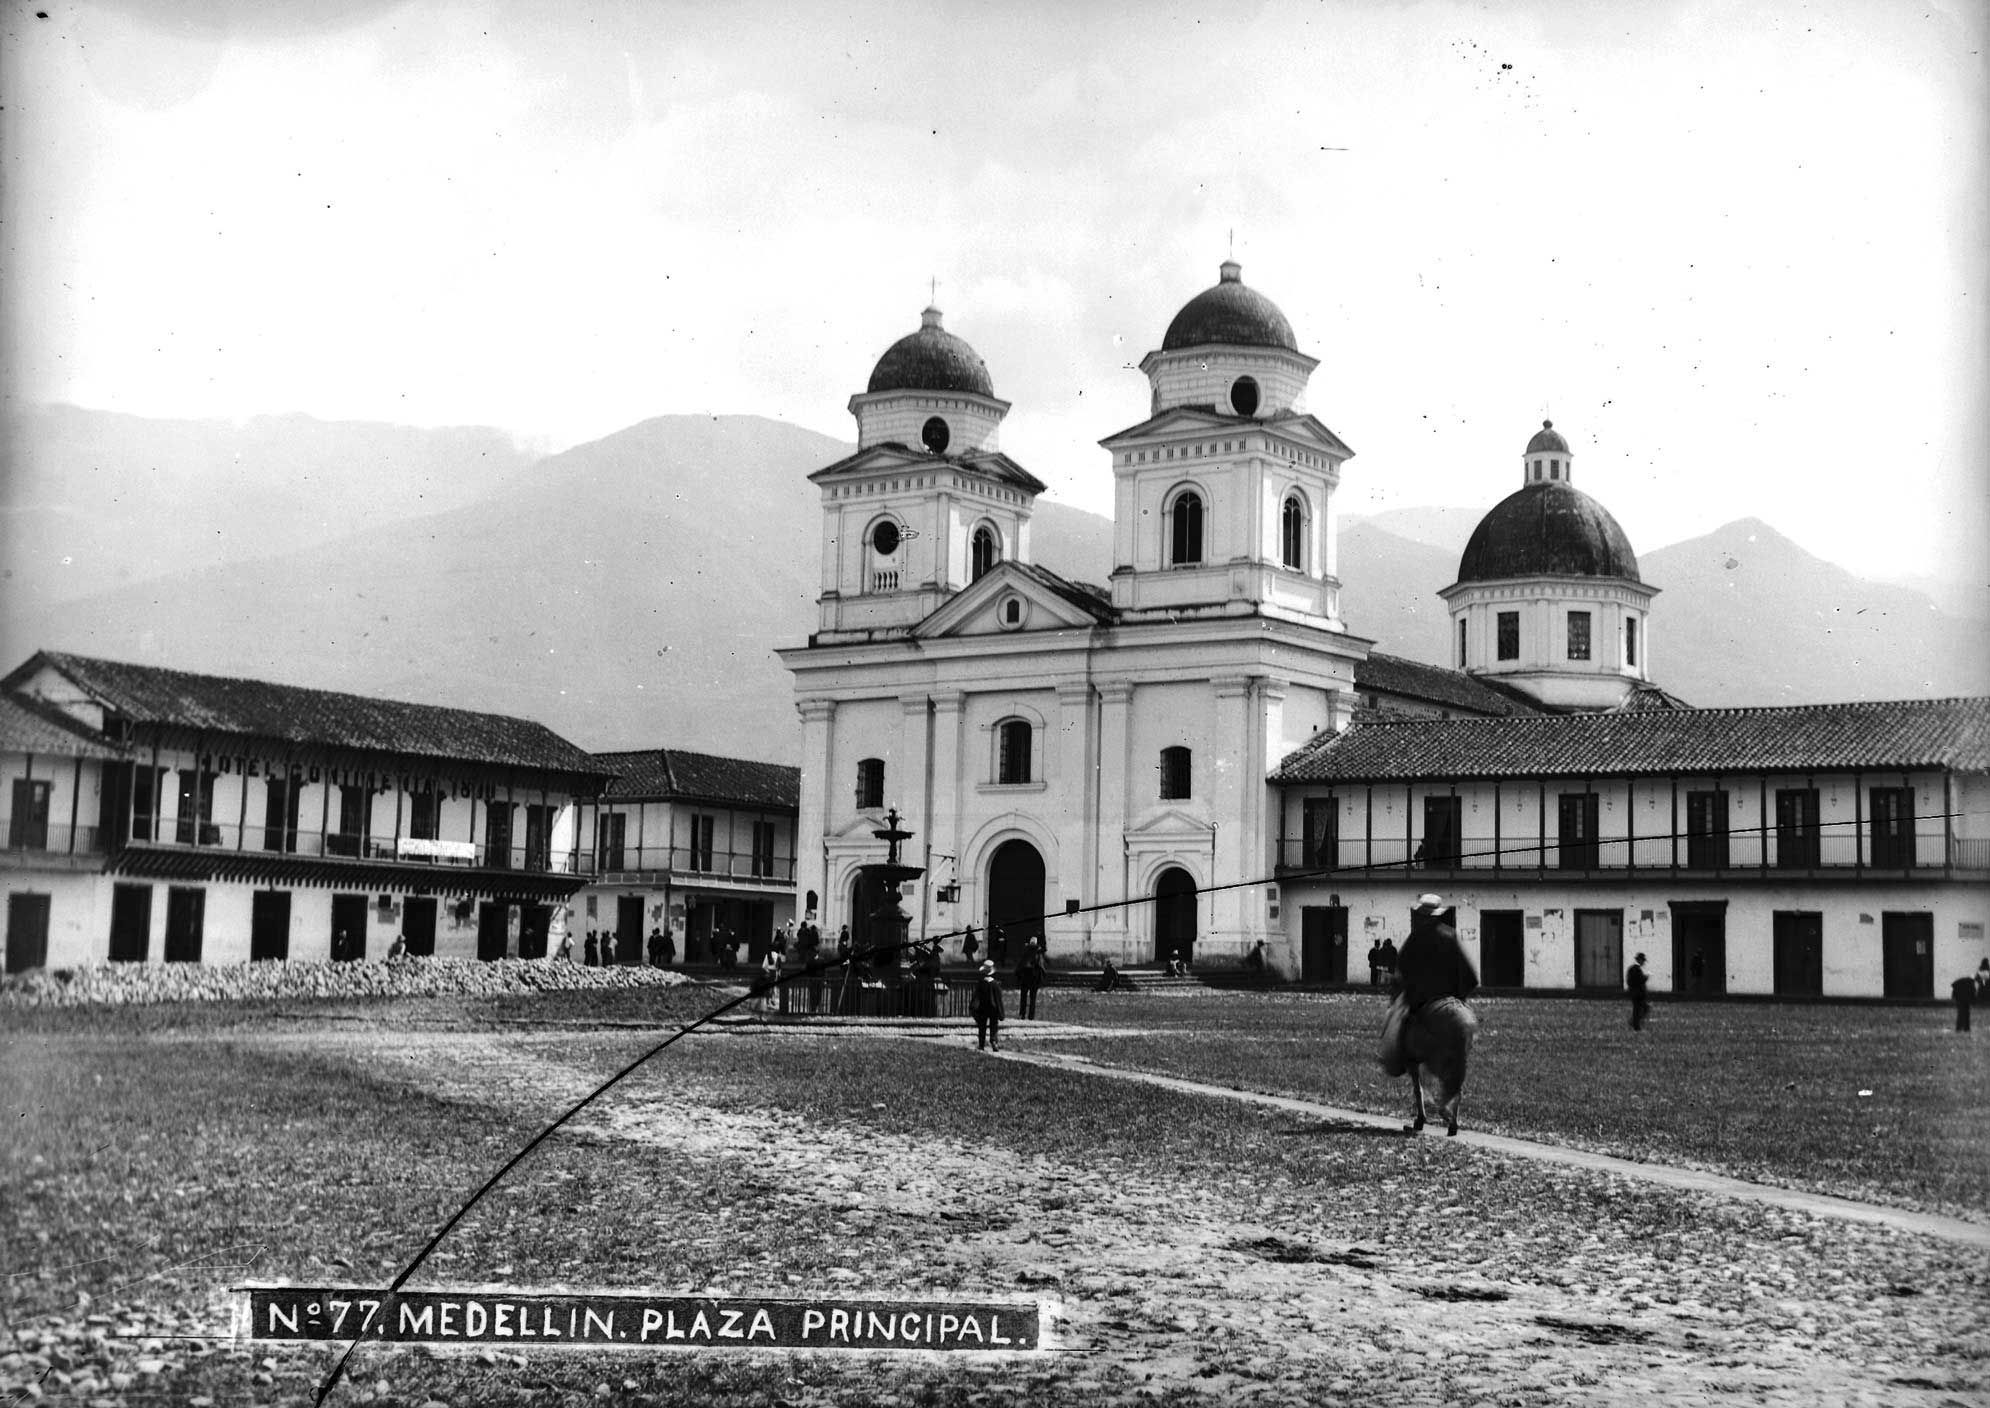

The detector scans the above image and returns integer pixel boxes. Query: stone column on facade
[898,694,934,943]
[1256,678,1290,974]
[1091,681,1135,958]
[1209,674,1256,961]
[796,699,836,926]
[1049,681,1095,953]
[927,692,966,944]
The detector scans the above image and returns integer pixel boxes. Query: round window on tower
[1230,376,1260,418]
[871,520,902,556]
[921,416,951,454]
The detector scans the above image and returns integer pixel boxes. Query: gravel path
[249,1023,1990,1407]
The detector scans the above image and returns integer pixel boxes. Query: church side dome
[1456,481,1642,583]
[1161,260,1297,352]
[867,306,995,397]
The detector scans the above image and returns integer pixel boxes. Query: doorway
[1480,909,1525,988]
[986,839,1047,952]
[1573,909,1622,989]
[402,897,436,957]
[1300,905,1347,983]
[519,904,552,960]
[617,895,645,964]
[109,883,152,963]
[1772,911,1823,995]
[478,902,511,961]
[329,893,368,962]
[1881,911,1934,998]
[250,890,291,961]
[165,887,206,963]
[1153,867,1197,964]
[5,894,50,973]
[1670,901,1726,995]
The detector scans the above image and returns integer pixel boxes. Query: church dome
[866,307,995,397]
[1525,419,1569,454]
[1456,481,1642,583]
[1161,261,1297,352]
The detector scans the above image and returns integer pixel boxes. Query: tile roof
[594,748,799,808]
[1275,695,1990,783]
[1009,562,1117,623]
[1352,652,1541,717]
[9,651,608,778]
[0,693,126,760]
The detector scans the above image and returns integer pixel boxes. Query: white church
[778,263,1989,992]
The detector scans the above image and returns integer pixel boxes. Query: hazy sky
[4,0,1985,583]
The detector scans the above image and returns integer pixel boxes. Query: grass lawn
[1034,989,1990,1216]
[3,987,1987,1406]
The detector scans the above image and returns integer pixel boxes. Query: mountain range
[3,408,1983,763]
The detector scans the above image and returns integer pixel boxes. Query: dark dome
[1525,419,1569,454]
[867,307,995,397]
[1456,481,1642,584]
[1162,261,1297,352]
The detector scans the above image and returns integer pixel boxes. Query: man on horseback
[1378,893,1481,1135]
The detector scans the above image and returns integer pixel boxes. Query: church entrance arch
[985,839,1046,956]
[846,868,894,956]
[1153,867,1197,964]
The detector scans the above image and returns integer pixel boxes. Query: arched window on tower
[1159,746,1191,800]
[971,525,999,581]
[1280,493,1306,570]
[1168,489,1205,566]
[996,720,1033,785]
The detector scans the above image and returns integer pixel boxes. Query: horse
[1381,995,1481,1136]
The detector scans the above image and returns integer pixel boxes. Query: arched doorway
[846,868,894,955]
[985,839,1046,958]
[1153,867,1197,964]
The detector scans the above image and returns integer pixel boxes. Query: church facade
[781,263,1990,993]
[778,264,1370,967]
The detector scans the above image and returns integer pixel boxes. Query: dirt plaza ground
[3,980,1987,1407]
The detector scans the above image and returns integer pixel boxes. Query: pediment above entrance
[1125,807,1217,843]
[911,561,1113,640]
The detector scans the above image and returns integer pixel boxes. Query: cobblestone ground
[251,1025,1990,1408]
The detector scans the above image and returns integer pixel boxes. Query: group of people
[561,926,680,968]
[1366,937,1400,987]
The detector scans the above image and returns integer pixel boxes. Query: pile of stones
[0,956,694,1009]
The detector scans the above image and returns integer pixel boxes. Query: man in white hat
[1380,894,1479,1075]
[969,958,1005,1051]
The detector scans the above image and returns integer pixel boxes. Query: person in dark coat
[970,959,1005,1050]
[1015,942,1044,1020]
[991,925,1008,964]
[962,925,980,965]
[1367,940,1383,987]
[1096,957,1122,993]
[1688,947,1707,994]
[1976,958,1990,1002]
[583,931,599,967]
[1627,952,1651,1030]
[1954,973,1977,1033]
[660,928,678,967]
[1381,895,1478,1073]
[1377,937,1399,983]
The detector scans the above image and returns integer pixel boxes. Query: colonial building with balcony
[0,650,612,970]
[572,748,799,964]
[1271,698,1990,998]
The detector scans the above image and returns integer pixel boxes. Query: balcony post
[1364,783,1373,875]
[1944,769,1954,878]
[1758,775,1767,877]
[1669,774,1678,872]
[237,752,249,851]
[1493,778,1502,874]
[1854,770,1863,876]
[1625,776,1634,877]
[70,754,83,855]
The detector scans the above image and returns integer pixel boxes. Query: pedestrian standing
[1976,958,1990,1002]
[1627,951,1651,1030]
[660,927,677,967]
[1367,940,1383,987]
[970,959,1005,1051]
[757,948,783,1015]
[555,930,574,963]
[583,931,599,967]
[1015,943,1044,1020]
[991,925,1008,964]
[1688,946,1707,994]
[1953,972,1977,1033]
[1378,938,1399,986]
[962,924,980,965]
